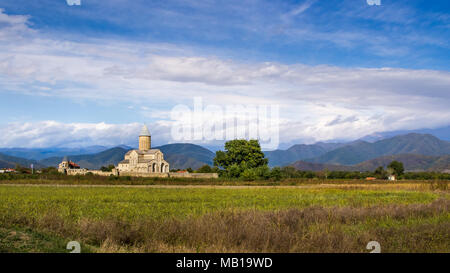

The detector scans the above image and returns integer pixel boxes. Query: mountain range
[0,153,46,169]
[0,146,113,160]
[264,141,356,167]
[0,133,449,172]
[304,133,450,165]
[290,154,450,172]
[37,143,215,170]
[360,125,450,142]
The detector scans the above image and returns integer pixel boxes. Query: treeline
[188,164,450,180]
[3,147,450,181]
[1,167,450,181]
[208,139,450,181]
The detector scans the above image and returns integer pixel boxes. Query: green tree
[269,167,282,181]
[15,164,31,174]
[41,167,59,174]
[100,165,115,172]
[280,166,297,178]
[240,168,258,181]
[388,161,404,177]
[374,166,387,179]
[214,139,268,178]
[196,164,213,173]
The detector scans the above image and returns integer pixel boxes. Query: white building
[388,175,396,181]
[117,125,170,174]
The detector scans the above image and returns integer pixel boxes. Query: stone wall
[65,169,115,176]
[169,173,219,179]
[118,172,169,178]
[118,172,218,179]
[64,168,218,179]
[66,169,88,175]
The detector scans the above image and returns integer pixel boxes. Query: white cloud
[0,121,143,148]
[66,0,81,6]
[0,9,449,147]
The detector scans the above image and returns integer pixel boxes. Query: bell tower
[139,124,151,151]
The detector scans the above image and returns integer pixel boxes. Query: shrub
[240,168,258,181]
[270,167,282,181]
[196,165,213,173]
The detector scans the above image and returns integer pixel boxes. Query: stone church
[117,125,170,174]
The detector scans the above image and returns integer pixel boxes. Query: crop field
[0,180,449,253]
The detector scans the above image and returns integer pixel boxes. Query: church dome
[140,124,150,136]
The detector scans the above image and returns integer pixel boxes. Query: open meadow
[0,179,448,253]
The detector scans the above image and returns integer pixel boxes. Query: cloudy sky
[0,0,449,149]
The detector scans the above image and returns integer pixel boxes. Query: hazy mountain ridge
[290,161,353,172]
[290,154,450,172]
[39,147,131,169]
[264,140,368,167]
[305,133,450,165]
[0,153,46,169]
[37,143,215,170]
[264,142,352,167]
[0,146,118,160]
[354,154,450,172]
[361,125,450,142]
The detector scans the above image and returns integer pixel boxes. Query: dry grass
[1,181,447,253]
[0,181,442,192]
[3,199,448,253]
[2,177,448,187]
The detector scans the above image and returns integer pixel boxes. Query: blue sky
[0,0,449,148]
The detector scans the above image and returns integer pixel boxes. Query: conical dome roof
[140,124,150,136]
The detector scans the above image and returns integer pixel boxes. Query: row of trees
[100,165,116,172]
[208,139,448,181]
[4,141,449,181]
[374,161,405,179]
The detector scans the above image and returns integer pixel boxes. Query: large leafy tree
[388,161,404,177]
[214,139,268,177]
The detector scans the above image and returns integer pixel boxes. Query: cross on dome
[140,124,150,136]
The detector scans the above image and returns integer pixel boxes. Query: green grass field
[0,181,448,253]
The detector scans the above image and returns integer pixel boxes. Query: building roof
[68,161,80,168]
[120,158,167,165]
[140,124,150,136]
[125,149,160,156]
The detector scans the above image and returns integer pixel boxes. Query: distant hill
[264,141,358,167]
[156,143,214,167]
[150,143,215,169]
[164,154,209,170]
[353,154,450,172]
[264,145,329,167]
[305,133,450,165]
[38,143,215,170]
[0,153,46,169]
[0,146,112,160]
[290,161,352,172]
[290,154,450,172]
[39,147,131,169]
[361,125,450,142]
